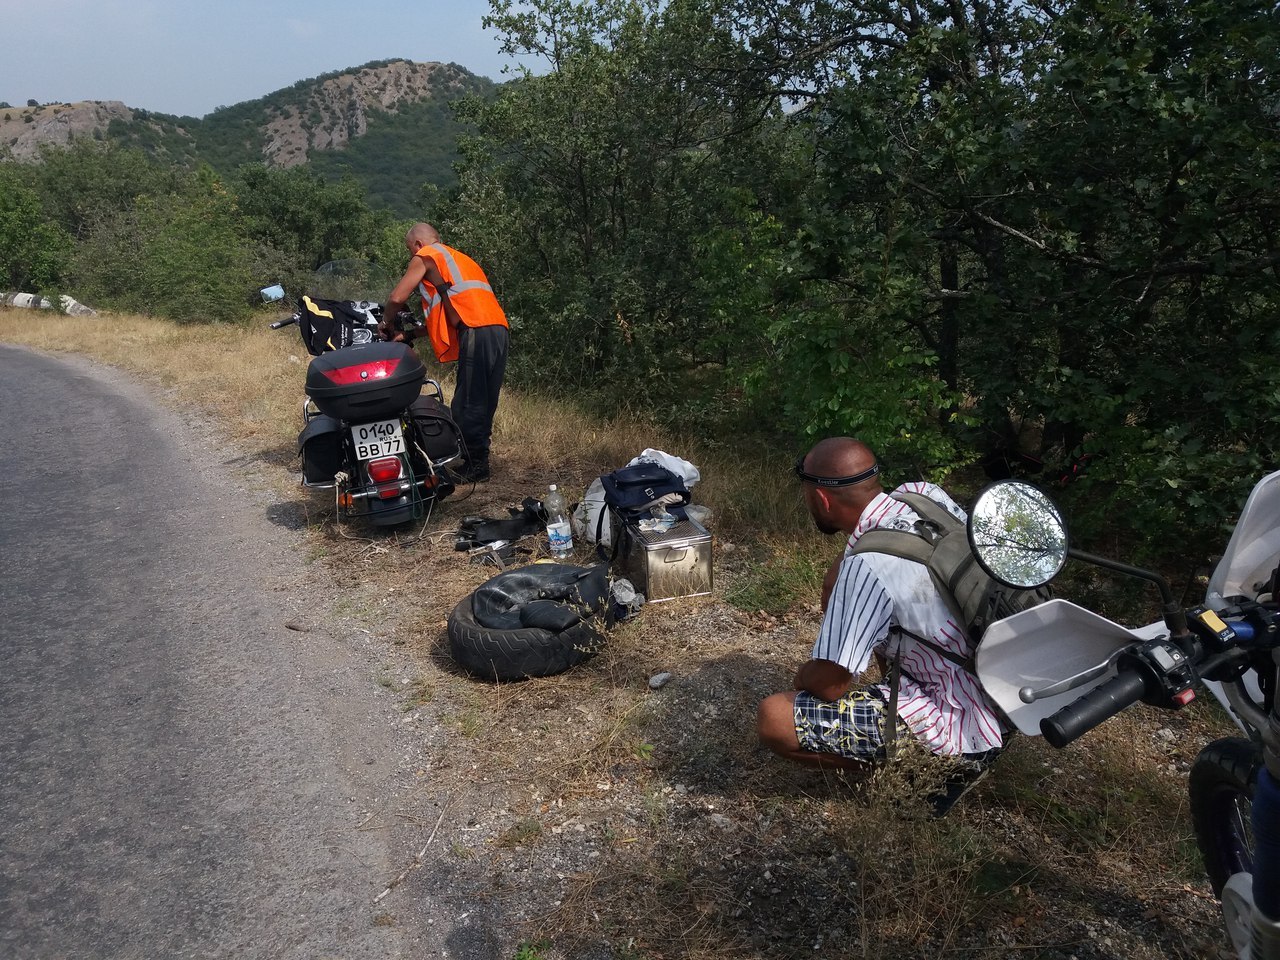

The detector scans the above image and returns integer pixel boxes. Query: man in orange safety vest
[381,222,509,482]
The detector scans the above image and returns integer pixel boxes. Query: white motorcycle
[970,474,1280,959]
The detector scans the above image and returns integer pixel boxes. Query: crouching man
[757,437,1003,776]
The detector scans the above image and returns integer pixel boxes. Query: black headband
[794,456,881,487]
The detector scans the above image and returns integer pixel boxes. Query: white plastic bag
[572,477,611,546]
[628,448,700,488]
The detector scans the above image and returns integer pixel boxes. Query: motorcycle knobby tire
[447,594,606,682]
[1189,736,1262,897]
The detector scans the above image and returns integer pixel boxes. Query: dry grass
[1,305,1242,960]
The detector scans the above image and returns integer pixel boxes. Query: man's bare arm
[381,257,427,337]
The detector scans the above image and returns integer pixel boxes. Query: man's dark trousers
[452,323,508,467]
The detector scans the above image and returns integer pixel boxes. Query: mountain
[0,60,495,216]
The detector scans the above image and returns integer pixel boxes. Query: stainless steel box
[616,517,713,603]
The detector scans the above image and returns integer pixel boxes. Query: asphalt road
[0,347,491,959]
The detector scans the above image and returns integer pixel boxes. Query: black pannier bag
[408,395,463,463]
[298,414,344,485]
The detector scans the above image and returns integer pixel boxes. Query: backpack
[848,490,1052,664]
[848,490,1051,752]
[594,463,692,560]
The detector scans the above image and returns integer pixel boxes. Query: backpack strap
[884,644,901,758]
[595,506,619,563]
[848,527,972,663]
[886,493,989,622]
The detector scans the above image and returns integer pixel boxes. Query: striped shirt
[811,482,1004,756]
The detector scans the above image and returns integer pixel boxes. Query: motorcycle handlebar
[269,315,298,329]
[1041,670,1149,748]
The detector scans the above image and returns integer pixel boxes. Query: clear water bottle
[545,484,574,559]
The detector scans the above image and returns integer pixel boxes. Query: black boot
[455,457,491,483]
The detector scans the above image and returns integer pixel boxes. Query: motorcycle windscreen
[975,599,1145,736]
[1206,468,1280,607]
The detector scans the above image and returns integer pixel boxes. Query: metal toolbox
[616,517,713,603]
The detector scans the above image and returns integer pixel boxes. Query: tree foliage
[70,171,257,323]
[1,11,1276,554]
[0,166,69,291]
[448,0,788,425]
[1,142,392,322]
[451,0,1280,554]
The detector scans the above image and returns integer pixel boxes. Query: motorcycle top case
[305,341,425,421]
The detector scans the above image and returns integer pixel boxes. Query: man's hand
[793,658,853,702]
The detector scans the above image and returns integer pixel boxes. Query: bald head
[405,222,441,252]
[798,437,882,534]
[804,437,878,485]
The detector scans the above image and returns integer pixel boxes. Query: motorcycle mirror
[260,283,286,303]
[967,480,1068,589]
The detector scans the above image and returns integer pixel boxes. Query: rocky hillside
[0,100,190,161]
[257,60,478,168]
[1,60,494,213]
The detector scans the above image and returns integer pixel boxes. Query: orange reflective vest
[415,243,508,362]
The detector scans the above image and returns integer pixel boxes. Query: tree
[453,0,787,415]
[457,0,1279,552]
[708,0,1280,546]
[71,171,257,323]
[0,166,70,292]
[232,164,381,271]
[22,139,177,240]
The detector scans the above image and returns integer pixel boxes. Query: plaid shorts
[794,686,911,760]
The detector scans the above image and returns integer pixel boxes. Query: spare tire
[447,563,610,681]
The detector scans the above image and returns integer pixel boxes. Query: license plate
[350,419,404,460]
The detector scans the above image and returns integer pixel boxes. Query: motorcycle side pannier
[408,395,463,463]
[305,342,425,421]
[298,414,344,485]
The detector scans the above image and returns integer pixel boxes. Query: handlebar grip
[269,316,298,329]
[1041,670,1148,748]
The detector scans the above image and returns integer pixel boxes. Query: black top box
[305,341,425,421]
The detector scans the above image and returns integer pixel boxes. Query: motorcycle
[969,474,1280,959]
[264,261,463,527]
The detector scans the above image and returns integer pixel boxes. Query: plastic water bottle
[545,484,574,559]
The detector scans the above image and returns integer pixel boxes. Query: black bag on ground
[470,563,610,631]
[594,463,692,559]
[454,498,547,549]
[448,563,611,681]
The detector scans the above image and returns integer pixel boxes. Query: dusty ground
[255,447,1240,960]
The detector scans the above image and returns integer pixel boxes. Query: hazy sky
[0,0,523,118]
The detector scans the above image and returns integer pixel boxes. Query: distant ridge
[0,59,496,215]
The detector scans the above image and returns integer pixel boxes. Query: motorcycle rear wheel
[1190,736,1261,897]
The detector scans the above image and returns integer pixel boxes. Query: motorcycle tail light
[368,456,403,485]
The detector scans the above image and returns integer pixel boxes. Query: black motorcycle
[266,262,463,527]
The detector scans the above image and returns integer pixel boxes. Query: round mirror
[967,481,1068,588]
